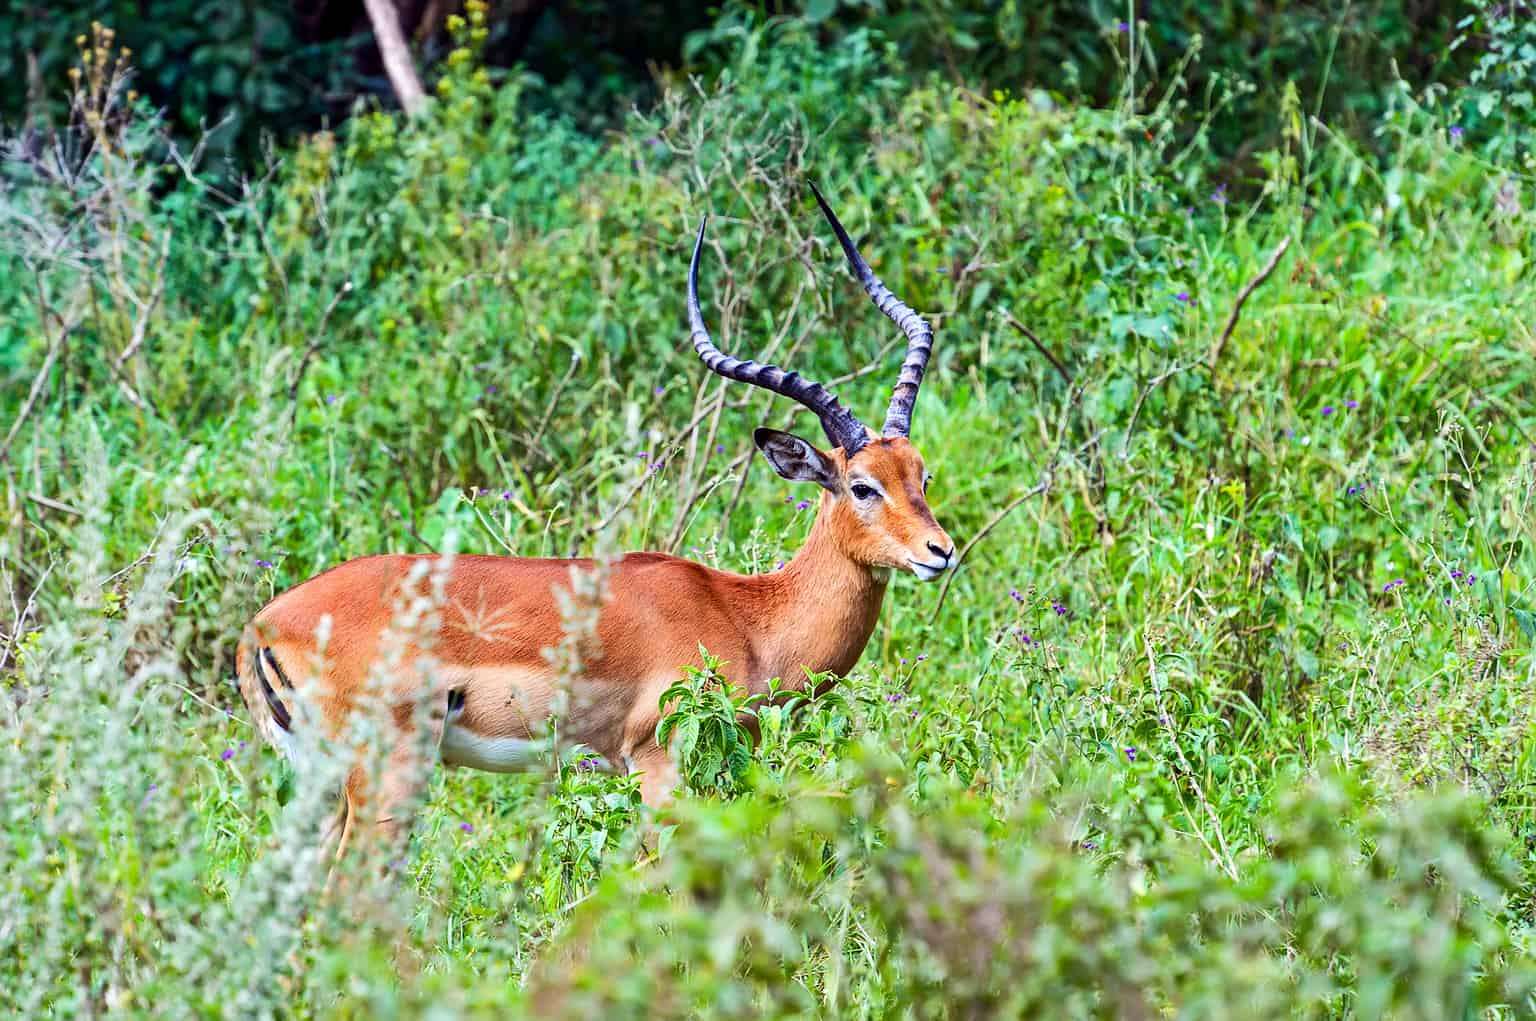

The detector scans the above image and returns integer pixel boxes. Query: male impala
[236,185,953,861]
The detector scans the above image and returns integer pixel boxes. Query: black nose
[927,542,953,562]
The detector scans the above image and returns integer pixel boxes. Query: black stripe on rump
[253,647,293,732]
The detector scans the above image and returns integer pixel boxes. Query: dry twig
[1206,237,1292,370]
[1002,310,1072,385]
[0,294,74,467]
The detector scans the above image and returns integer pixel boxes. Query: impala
[236,185,953,861]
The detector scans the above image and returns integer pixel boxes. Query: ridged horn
[687,217,870,455]
[808,181,935,438]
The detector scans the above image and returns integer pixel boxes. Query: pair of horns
[686,182,934,457]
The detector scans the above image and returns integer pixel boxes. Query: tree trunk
[361,0,427,116]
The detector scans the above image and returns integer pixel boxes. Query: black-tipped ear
[754,428,839,491]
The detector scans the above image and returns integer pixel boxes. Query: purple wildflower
[1117,20,1129,32]
[1345,399,1359,409]
[501,491,512,500]
[1082,839,1099,850]
[1449,125,1464,139]
[637,451,649,460]
[1212,183,1228,205]
[1451,570,1464,579]
[795,499,811,510]
[1009,588,1023,603]
[485,384,499,395]
[1124,747,1137,762]
[1175,291,1190,303]
[221,748,235,761]
[885,693,906,704]
[325,394,338,405]
[254,558,274,569]
[1052,602,1067,616]
[715,444,726,453]
[1322,405,1334,417]
[459,822,474,833]
[775,560,785,570]
[916,653,928,662]
[1383,579,1406,592]
[653,386,665,396]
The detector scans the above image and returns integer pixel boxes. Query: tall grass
[2,6,1535,1017]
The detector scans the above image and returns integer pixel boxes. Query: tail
[235,629,299,760]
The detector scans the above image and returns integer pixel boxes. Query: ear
[754,428,839,490]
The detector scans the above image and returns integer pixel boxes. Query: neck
[749,502,889,684]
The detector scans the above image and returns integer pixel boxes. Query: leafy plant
[656,649,766,798]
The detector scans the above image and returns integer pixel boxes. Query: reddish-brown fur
[237,433,951,863]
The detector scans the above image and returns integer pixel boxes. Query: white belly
[439,721,543,772]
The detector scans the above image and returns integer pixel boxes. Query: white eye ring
[850,482,881,501]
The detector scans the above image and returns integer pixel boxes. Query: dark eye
[850,483,879,501]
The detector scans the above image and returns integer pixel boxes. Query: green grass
[3,5,1536,1018]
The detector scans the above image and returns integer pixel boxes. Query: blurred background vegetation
[0,0,1496,169]
[3,0,1536,1017]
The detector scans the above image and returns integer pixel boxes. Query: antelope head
[687,184,955,581]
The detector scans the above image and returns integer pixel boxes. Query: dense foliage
[3,2,1536,1017]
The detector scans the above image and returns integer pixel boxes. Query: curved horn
[688,217,870,456]
[808,182,934,439]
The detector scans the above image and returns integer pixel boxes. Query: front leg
[626,743,680,808]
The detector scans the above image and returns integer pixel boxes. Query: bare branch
[112,231,171,373]
[287,279,354,427]
[1002,310,1072,385]
[1119,359,1197,460]
[1206,236,1292,371]
[927,389,1094,623]
[926,476,1053,625]
[530,351,583,450]
[25,491,82,517]
[0,313,71,467]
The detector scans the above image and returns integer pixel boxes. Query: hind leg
[334,701,447,872]
[321,790,350,860]
[627,744,680,808]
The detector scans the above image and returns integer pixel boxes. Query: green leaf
[1512,608,1536,643]
[804,0,837,23]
